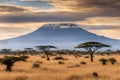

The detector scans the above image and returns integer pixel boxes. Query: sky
[0,0,120,40]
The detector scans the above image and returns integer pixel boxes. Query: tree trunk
[45,51,50,61]
[6,65,12,72]
[90,53,94,62]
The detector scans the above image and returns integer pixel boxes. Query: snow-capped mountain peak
[0,23,120,50]
[41,23,79,29]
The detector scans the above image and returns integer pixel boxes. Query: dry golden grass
[0,54,120,80]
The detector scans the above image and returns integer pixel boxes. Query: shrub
[74,64,80,67]
[108,58,117,65]
[99,58,107,65]
[19,56,29,61]
[32,61,41,68]
[84,56,89,58]
[58,61,65,64]
[80,61,87,65]
[54,56,64,60]
[0,56,28,71]
[92,72,99,78]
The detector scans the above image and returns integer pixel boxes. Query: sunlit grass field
[0,54,119,80]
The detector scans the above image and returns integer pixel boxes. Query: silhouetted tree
[36,45,57,60]
[75,41,111,62]
[99,58,108,65]
[0,56,28,71]
[25,48,34,55]
[108,58,117,65]
[1,49,11,56]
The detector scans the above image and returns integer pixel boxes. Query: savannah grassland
[0,54,119,80]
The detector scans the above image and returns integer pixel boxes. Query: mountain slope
[0,23,119,50]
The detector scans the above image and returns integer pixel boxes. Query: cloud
[21,0,36,1]
[0,12,83,23]
[78,17,120,26]
[42,0,120,16]
[82,25,120,30]
[0,4,31,13]
[0,11,119,27]
[0,27,34,39]
[88,29,120,40]
[0,1,119,24]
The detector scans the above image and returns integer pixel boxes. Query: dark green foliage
[36,45,57,61]
[74,64,80,67]
[75,41,111,62]
[32,61,41,68]
[108,58,117,65]
[92,72,99,78]
[0,56,28,71]
[99,58,108,65]
[54,56,64,60]
[80,61,87,65]
[19,56,29,61]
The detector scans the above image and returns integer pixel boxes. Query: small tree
[24,48,34,55]
[99,58,108,65]
[75,41,111,62]
[1,49,11,56]
[36,45,57,60]
[0,56,28,71]
[108,58,117,65]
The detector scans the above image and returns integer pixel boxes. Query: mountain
[0,23,120,50]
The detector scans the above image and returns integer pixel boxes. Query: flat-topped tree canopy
[75,41,111,49]
[35,45,57,61]
[36,45,57,51]
[75,41,111,62]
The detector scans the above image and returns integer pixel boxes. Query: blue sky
[0,0,53,9]
[0,0,120,40]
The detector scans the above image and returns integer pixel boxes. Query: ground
[0,54,119,80]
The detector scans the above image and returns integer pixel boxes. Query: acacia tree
[1,49,11,56]
[25,48,34,55]
[0,56,28,71]
[36,45,57,60]
[75,41,111,62]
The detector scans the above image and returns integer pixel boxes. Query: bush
[67,64,80,68]
[0,56,28,71]
[84,56,89,58]
[99,58,107,65]
[32,61,41,68]
[108,58,117,65]
[58,61,65,64]
[92,72,99,78]
[54,56,64,60]
[19,56,29,61]
[80,61,87,65]
[74,64,80,67]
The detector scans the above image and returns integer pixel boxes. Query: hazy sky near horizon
[0,0,120,40]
